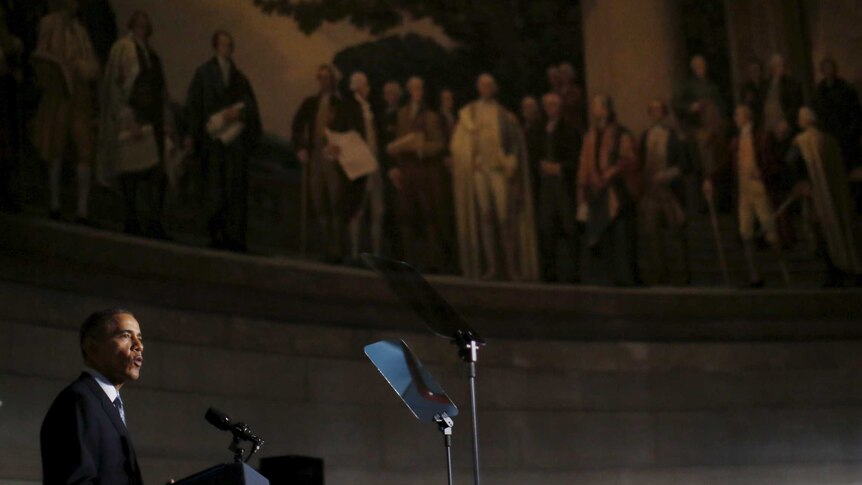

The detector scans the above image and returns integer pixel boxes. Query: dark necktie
[113,396,126,425]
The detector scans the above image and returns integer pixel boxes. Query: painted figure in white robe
[787,107,862,287]
[450,73,539,281]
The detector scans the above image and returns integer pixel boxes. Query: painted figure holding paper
[207,102,246,145]
[97,10,173,238]
[185,29,261,252]
[292,64,365,262]
[346,71,384,262]
[387,76,446,271]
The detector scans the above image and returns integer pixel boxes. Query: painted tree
[251,0,585,107]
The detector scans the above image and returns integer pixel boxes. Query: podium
[259,456,324,485]
[174,463,269,485]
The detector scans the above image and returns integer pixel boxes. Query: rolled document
[206,102,246,144]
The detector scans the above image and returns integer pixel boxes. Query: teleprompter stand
[362,254,486,485]
[435,412,455,485]
[365,339,459,485]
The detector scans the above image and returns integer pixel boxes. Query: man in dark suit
[379,80,404,258]
[386,76,446,272]
[535,92,581,283]
[814,57,862,212]
[814,57,862,170]
[77,0,117,67]
[704,105,790,288]
[292,64,365,262]
[639,100,690,285]
[41,308,145,484]
[0,1,23,213]
[184,30,262,252]
[763,54,803,165]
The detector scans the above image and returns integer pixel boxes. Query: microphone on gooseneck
[205,407,264,446]
[205,407,232,431]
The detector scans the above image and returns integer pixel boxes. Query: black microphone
[205,407,231,431]
[205,407,264,445]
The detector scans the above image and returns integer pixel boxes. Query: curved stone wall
[1,214,862,484]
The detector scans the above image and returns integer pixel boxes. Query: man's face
[770,58,784,78]
[648,104,665,124]
[408,80,424,103]
[440,90,454,111]
[591,98,609,123]
[477,77,496,100]
[746,62,761,82]
[131,17,151,41]
[521,98,539,122]
[734,106,751,129]
[821,61,837,80]
[383,83,401,108]
[215,34,233,60]
[355,81,370,100]
[547,67,561,88]
[691,57,707,79]
[317,68,334,93]
[559,65,575,83]
[543,97,561,120]
[84,314,144,387]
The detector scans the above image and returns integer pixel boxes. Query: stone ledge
[1,213,861,341]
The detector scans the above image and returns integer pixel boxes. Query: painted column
[581,0,685,133]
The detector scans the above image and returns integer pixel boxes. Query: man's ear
[81,337,96,362]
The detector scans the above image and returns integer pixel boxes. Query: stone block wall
[3,277,862,484]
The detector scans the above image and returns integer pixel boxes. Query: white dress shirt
[84,367,120,403]
[216,55,231,86]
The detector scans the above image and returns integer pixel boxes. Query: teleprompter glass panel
[365,339,458,422]
[361,254,484,345]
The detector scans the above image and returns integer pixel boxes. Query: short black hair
[80,308,134,357]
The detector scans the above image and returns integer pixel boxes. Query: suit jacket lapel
[80,373,142,481]
[81,373,127,436]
